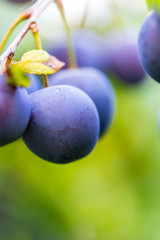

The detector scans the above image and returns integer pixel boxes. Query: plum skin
[109,43,145,84]
[0,74,31,146]
[6,0,31,4]
[49,67,115,137]
[26,74,41,94]
[22,85,100,164]
[138,11,160,83]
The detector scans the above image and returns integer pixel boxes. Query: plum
[0,74,31,146]
[138,11,160,83]
[109,43,145,84]
[6,0,32,4]
[22,85,100,164]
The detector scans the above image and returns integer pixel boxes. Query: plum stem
[30,22,42,50]
[42,75,49,88]
[55,0,77,69]
[30,22,49,88]
[79,0,90,28]
[0,0,53,65]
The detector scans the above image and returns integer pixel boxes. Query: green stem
[79,0,89,28]
[55,0,77,69]
[30,22,49,88]
[30,22,42,50]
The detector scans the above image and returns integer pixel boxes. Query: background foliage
[146,0,160,11]
[0,0,160,239]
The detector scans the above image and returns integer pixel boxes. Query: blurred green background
[1,0,160,239]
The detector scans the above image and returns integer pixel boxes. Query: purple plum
[109,43,145,84]
[0,74,31,146]
[138,11,160,83]
[22,85,100,164]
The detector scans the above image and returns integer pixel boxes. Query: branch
[0,9,32,54]
[0,0,53,65]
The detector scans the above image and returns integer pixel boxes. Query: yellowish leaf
[15,50,65,75]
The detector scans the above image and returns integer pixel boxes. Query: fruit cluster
[0,0,147,164]
[0,64,115,164]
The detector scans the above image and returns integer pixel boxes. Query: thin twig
[0,9,32,54]
[0,0,53,65]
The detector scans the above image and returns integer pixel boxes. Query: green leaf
[146,0,160,12]
[15,50,65,75]
[7,64,30,87]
